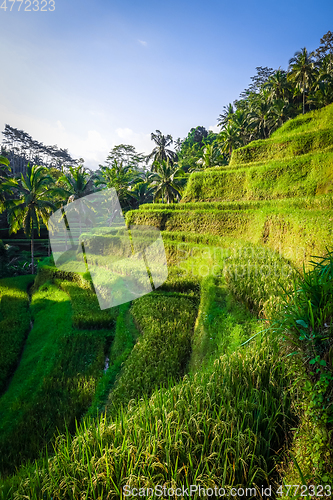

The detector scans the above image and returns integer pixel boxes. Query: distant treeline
[0,124,80,176]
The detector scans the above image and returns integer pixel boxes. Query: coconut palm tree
[95,160,141,210]
[247,92,273,139]
[130,182,154,207]
[218,122,241,157]
[4,165,62,273]
[151,160,184,204]
[264,69,290,102]
[195,142,226,170]
[268,99,293,132]
[59,165,95,202]
[288,48,318,114]
[217,103,234,128]
[146,130,178,170]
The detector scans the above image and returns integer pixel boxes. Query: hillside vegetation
[0,105,332,499]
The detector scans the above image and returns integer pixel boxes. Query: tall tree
[247,91,273,139]
[264,69,291,101]
[288,48,317,114]
[151,160,184,204]
[130,182,154,207]
[4,165,61,273]
[0,155,11,213]
[239,66,275,98]
[1,124,78,175]
[59,165,95,202]
[218,123,241,156]
[315,30,333,60]
[195,141,227,170]
[217,103,234,128]
[104,144,146,170]
[146,130,178,170]
[95,161,140,210]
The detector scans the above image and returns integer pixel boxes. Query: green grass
[0,332,295,500]
[181,151,333,202]
[60,280,117,329]
[106,290,198,414]
[188,275,261,372]
[1,104,333,499]
[0,279,115,476]
[138,194,333,212]
[230,131,333,167]
[87,301,140,417]
[223,243,297,318]
[230,102,333,166]
[128,207,333,271]
[176,104,333,202]
[0,275,35,395]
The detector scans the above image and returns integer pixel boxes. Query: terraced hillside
[128,104,333,270]
[0,105,332,499]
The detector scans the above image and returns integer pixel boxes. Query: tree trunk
[303,91,305,114]
[31,230,34,274]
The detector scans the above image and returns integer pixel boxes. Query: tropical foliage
[214,31,333,162]
[3,165,63,273]
[146,130,178,169]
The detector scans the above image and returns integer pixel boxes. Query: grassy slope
[1,106,333,497]
[181,103,333,202]
[0,273,117,476]
[0,276,35,396]
[127,103,333,269]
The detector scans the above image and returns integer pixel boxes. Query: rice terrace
[0,26,333,500]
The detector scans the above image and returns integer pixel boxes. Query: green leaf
[296,319,308,328]
[0,155,10,166]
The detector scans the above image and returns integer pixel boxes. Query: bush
[271,249,333,424]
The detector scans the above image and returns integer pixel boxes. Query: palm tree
[218,123,241,157]
[268,99,293,132]
[151,160,184,204]
[288,48,318,114]
[59,165,95,202]
[138,169,155,185]
[146,130,178,170]
[230,109,250,145]
[217,103,234,128]
[95,160,140,210]
[5,165,61,273]
[130,182,154,207]
[195,142,226,170]
[247,92,273,139]
[264,69,290,102]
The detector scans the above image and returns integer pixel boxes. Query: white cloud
[209,124,220,133]
[56,120,65,131]
[138,39,147,47]
[115,127,151,154]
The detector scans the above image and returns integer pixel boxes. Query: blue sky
[1,0,332,169]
